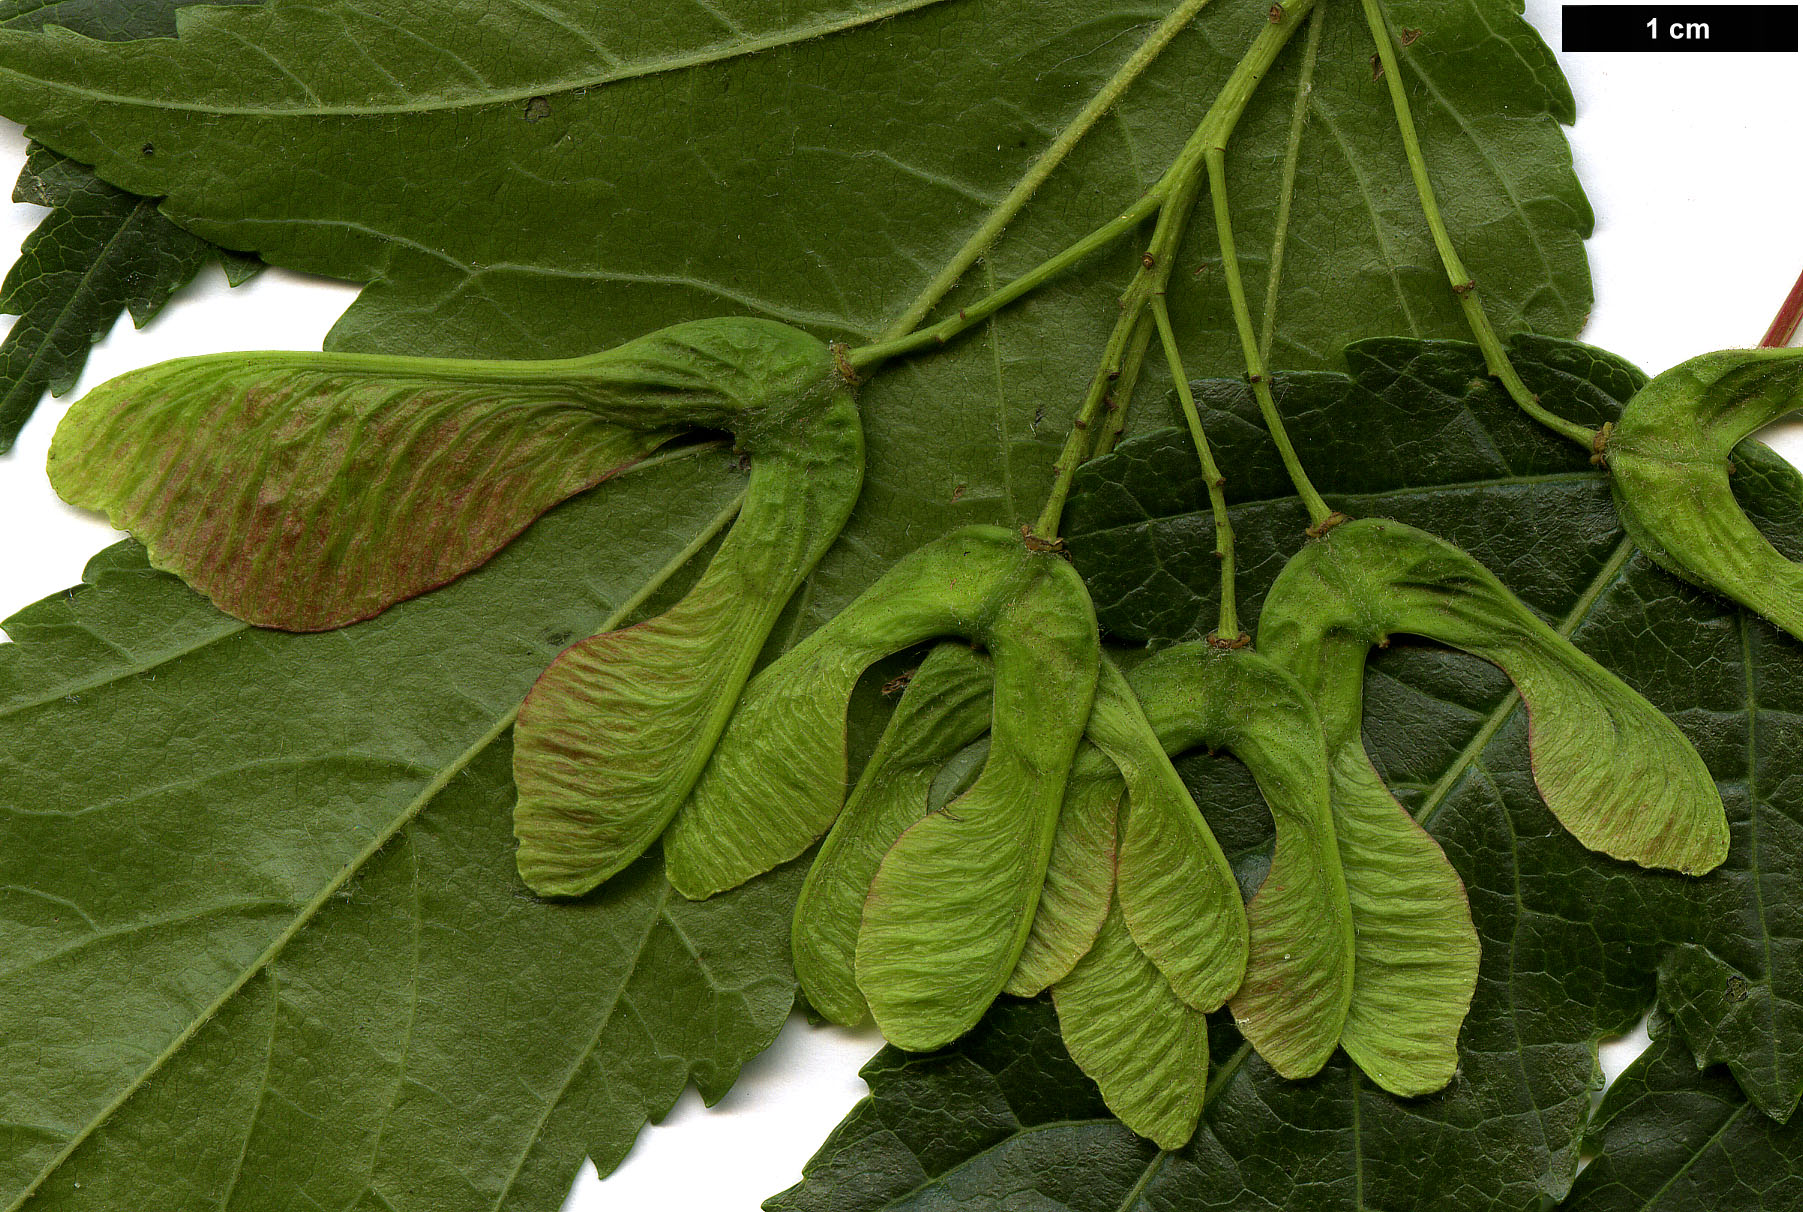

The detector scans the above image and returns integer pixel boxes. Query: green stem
[876,0,1220,344]
[854,0,1316,382]
[1152,296,1241,641]
[1258,0,1324,364]
[1090,75,1226,459]
[849,206,1153,371]
[1030,292,1145,540]
[1031,0,1316,540]
[1091,309,1154,458]
[1203,146,1334,529]
[1358,0,1595,451]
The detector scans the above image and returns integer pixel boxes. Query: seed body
[510,321,865,897]
[1608,347,1803,641]
[791,642,994,1026]
[1126,642,1355,1080]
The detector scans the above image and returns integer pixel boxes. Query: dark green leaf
[1563,1026,1803,1211]
[767,999,1143,1212]
[0,145,215,451]
[772,336,1803,1210]
[0,1,264,453]
[0,0,264,41]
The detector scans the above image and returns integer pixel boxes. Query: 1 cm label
[1646,16,1711,39]
[1562,5,1797,52]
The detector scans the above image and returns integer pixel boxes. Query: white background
[0,3,1797,1207]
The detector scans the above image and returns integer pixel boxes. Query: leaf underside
[0,0,1589,574]
[0,449,806,1210]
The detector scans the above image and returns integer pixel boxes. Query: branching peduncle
[850,0,1316,372]
[1203,148,1335,530]
[1259,1,1324,365]
[1090,310,1155,460]
[1359,0,1595,451]
[848,206,1155,372]
[875,0,1220,346]
[1152,296,1244,644]
[1029,0,1318,541]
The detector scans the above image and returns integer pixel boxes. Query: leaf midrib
[2,705,518,1212]
[0,0,952,120]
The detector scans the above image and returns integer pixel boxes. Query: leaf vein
[0,0,955,118]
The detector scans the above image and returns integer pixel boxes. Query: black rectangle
[1563,4,1798,50]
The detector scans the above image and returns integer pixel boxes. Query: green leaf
[0,448,823,1209]
[0,144,217,452]
[0,0,1604,1200]
[0,0,1587,484]
[0,0,267,452]
[1563,1026,1803,1211]
[771,336,1803,1210]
